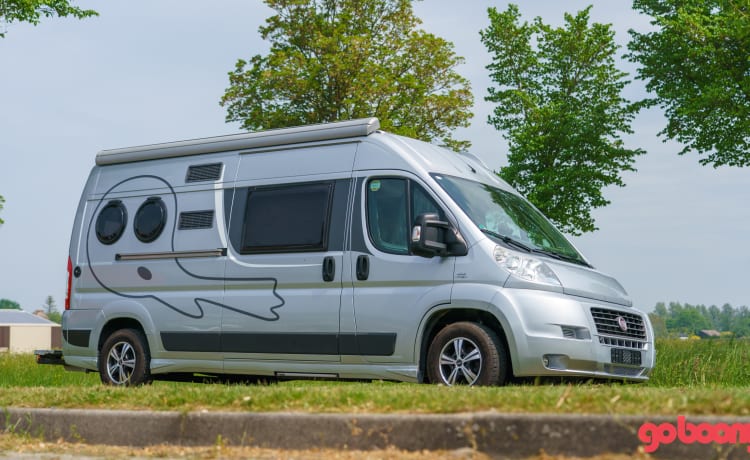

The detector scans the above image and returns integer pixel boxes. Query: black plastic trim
[161,332,221,352]
[160,331,396,356]
[63,329,91,348]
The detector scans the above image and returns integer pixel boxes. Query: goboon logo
[639,416,750,453]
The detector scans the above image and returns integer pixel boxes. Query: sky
[0,0,747,314]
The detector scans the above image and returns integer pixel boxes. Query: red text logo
[638,416,750,453]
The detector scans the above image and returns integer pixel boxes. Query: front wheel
[98,328,152,386]
[426,322,508,386]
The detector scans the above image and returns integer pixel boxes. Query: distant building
[0,310,61,353]
[698,329,721,339]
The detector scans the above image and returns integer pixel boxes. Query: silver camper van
[62,118,655,386]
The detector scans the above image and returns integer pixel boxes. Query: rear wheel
[426,322,508,386]
[98,328,152,386]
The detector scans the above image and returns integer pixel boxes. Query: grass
[647,338,750,387]
[0,339,748,416]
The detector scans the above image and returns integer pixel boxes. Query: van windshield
[432,174,588,266]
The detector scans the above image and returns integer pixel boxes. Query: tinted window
[411,183,444,221]
[367,179,409,254]
[241,182,333,253]
[366,179,442,255]
[95,200,127,245]
[134,197,167,243]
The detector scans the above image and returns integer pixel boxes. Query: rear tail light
[65,256,72,310]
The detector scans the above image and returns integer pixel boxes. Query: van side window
[367,179,409,254]
[134,197,167,243]
[95,200,127,245]
[366,179,443,255]
[241,182,333,254]
[412,183,444,221]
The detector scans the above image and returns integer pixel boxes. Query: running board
[275,372,339,379]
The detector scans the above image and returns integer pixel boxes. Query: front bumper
[494,288,655,381]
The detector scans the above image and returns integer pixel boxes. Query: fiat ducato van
[61,118,654,386]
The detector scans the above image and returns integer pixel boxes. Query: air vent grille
[186,163,223,182]
[178,211,214,230]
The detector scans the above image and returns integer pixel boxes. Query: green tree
[648,312,668,339]
[665,302,711,335]
[220,0,473,151]
[719,303,735,332]
[707,304,721,330]
[0,194,4,224]
[0,298,20,309]
[650,302,670,338]
[43,295,61,323]
[730,306,750,338]
[0,0,97,38]
[627,0,750,167]
[481,5,643,235]
[653,301,668,318]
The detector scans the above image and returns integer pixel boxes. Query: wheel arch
[98,317,150,354]
[417,306,513,383]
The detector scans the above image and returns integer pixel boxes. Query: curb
[3,409,750,459]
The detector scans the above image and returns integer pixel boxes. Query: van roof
[95,118,380,166]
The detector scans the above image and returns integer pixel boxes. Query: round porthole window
[134,197,167,243]
[96,200,127,245]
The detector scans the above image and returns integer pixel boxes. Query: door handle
[356,255,369,281]
[322,256,335,282]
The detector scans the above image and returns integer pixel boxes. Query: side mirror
[410,213,468,258]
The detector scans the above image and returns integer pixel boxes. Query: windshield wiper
[529,248,593,268]
[480,229,532,253]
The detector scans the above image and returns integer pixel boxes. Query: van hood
[551,262,631,307]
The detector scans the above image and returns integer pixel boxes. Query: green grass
[0,339,748,415]
[647,338,750,387]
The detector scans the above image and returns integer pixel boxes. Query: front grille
[599,336,645,349]
[591,308,646,339]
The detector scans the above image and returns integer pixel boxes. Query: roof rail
[96,117,380,166]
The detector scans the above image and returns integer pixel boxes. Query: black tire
[98,328,152,386]
[426,321,509,386]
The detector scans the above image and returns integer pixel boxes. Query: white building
[0,310,61,353]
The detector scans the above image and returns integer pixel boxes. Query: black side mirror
[410,213,468,258]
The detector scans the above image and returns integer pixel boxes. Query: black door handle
[322,256,335,282]
[356,255,369,281]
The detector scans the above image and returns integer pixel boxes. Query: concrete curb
[3,409,750,459]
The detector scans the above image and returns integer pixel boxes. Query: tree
[220,0,473,151]
[648,312,668,339]
[727,305,750,338]
[719,303,735,332]
[0,0,97,38]
[0,194,4,224]
[480,5,644,235]
[627,0,750,167]
[43,295,61,323]
[665,302,711,335]
[0,298,20,309]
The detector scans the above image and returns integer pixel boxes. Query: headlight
[493,245,562,286]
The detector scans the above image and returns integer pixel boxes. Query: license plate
[611,348,642,365]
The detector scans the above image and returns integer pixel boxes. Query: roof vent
[186,163,223,183]
[178,211,214,230]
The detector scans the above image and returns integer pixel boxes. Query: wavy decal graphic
[85,175,285,321]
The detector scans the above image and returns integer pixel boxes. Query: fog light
[543,354,569,370]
